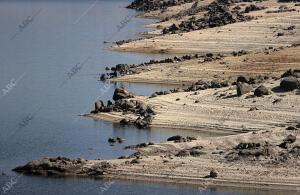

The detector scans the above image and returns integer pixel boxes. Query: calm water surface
[0,0,293,194]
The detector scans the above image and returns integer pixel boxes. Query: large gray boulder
[237,82,253,96]
[280,77,300,91]
[113,87,130,101]
[95,100,104,111]
[254,85,270,97]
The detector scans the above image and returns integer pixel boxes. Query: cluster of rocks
[235,76,271,96]
[165,0,210,20]
[108,137,125,143]
[225,134,300,163]
[286,123,300,130]
[232,50,248,56]
[91,87,155,129]
[176,146,205,157]
[162,0,253,34]
[124,142,155,149]
[235,69,300,97]
[115,38,143,46]
[167,135,197,142]
[150,79,231,98]
[102,53,224,80]
[13,156,88,176]
[187,79,230,91]
[126,0,196,11]
[166,0,266,21]
[278,0,300,2]
[244,4,266,13]
[266,5,296,13]
[13,157,119,177]
[225,142,270,161]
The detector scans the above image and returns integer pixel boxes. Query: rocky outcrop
[167,135,197,143]
[163,0,253,34]
[13,157,87,176]
[91,87,155,129]
[13,157,116,177]
[126,0,196,11]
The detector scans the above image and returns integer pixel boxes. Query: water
[0,0,291,195]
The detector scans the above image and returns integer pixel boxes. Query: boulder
[237,76,248,83]
[115,64,130,73]
[95,100,104,111]
[113,87,130,101]
[254,85,270,97]
[209,170,218,178]
[237,82,252,96]
[280,77,300,91]
[108,138,116,143]
[176,150,190,157]
[100,74,107,81]
[167,135,184,142]
[284,134,296,144]
[120,118,130,125]
[130,159,140,164]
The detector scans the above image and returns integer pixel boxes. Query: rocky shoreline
[13,0,300,192]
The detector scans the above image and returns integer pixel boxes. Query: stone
[108,138,116,143]
[113,87,130,101]
[95,100,104,111]
[130,159,140,164]
[237,82,253,96]
[254,85,270,97]
[284,134,296,144]
[209,170,218,178]
[280,77,300,91]
[120,118,130,125]
[176,150,190,157]
[167,135,184,142]
[237,76,248,83]
[117,137,126,143]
